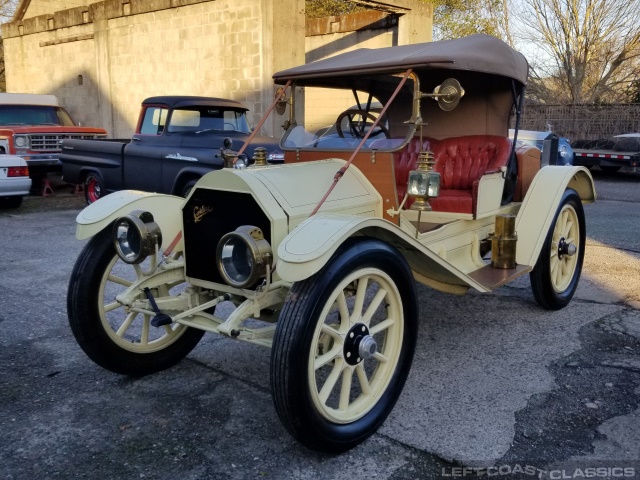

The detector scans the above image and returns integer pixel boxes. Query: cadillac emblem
[193,205,213,223]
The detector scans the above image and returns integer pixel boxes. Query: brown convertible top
[273,34,528,86]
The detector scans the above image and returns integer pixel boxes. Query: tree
[432,0,513,44]
[305,0,364,18]
[516,0,640,104]
[0,0,19,92]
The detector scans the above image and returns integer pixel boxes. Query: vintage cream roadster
[67,35,595,453]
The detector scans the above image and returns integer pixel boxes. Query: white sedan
[0,155,31,208]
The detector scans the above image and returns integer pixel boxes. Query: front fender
[75,190,184,250]
[516,165,595,266]
[276,214,483,293]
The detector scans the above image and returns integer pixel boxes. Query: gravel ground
[0,174,86,216]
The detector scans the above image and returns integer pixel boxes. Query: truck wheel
[67,227,205,376]
[530,188,585,310]
[84,173,105,204]
[271,238,418,452]
[180,179,198,198]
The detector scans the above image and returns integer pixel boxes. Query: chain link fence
[517,104,640,142]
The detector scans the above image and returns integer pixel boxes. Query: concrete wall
[2,0,305,138]
[21,1,96,20]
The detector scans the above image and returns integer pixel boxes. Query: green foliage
[431,0,503,40]
[305,0,365,18]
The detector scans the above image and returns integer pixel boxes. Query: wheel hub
[558,238,577,258]
[344,323,377,365]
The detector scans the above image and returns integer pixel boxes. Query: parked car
[0,93,107,185]
[66,34,595,453]
[0,154,31,208]
[509,129,574,166]
[60,96,283,204]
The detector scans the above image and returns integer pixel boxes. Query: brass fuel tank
[491,214,517,269]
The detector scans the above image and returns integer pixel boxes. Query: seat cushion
[429,189,473,214]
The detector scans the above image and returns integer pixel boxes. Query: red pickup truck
[0,93,107,185]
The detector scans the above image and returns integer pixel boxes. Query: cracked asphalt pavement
[1,170,639,479]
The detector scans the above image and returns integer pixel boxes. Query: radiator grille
[28,134,107,152]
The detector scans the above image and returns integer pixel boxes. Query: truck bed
[60,138,129,186]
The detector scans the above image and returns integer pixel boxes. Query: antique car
[66,34,595,453]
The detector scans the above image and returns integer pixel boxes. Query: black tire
[180,179,198,198]
[530,188,585,310]
[600,166,621,173]
[0,196,23,208]
[271,238,418,453]
[84,172,105,205]
[67,227,205,376]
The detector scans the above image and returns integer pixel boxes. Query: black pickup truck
[61,96,282,203]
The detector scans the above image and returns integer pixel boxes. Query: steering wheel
[335,109,390,139]
[224,122,235,131]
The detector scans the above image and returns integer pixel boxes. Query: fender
[276,214,484,293]
[75,190,185,251]
[515,165,595,266]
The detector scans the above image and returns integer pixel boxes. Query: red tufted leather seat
[394,135,512,215]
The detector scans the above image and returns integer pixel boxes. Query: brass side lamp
[408,150,441,211]
[252,147,269,167]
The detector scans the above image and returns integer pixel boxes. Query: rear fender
[516,166,595,266]
[75,190,185,251]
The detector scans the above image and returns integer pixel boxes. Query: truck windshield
[0,105,75,126]
[167,107,251,134]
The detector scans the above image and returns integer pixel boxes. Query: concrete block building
[2,0,431,138]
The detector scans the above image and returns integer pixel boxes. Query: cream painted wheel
[97,255,191,353]
[550,204,580,293]
[271,239,418,453]
[308,268,403,424]
[530,189,585,310]
[68,226,205,376]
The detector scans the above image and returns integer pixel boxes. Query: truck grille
[29,134,107,152]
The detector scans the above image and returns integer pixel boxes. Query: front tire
[530,188,585,310]
[67,227,205,376]
[271,239,418,452]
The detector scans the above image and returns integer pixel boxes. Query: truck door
[123,105,168,192]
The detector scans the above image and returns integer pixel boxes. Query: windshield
[167,107,251,134]
[281,79,415,152]
[0,105,75,126]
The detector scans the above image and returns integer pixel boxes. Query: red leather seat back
[432,135,512,189]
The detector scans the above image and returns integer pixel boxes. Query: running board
[467,264,532,291]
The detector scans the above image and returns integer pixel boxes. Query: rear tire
[530,189,585,310]
[271,238,418,452]
[84,172,105,204]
